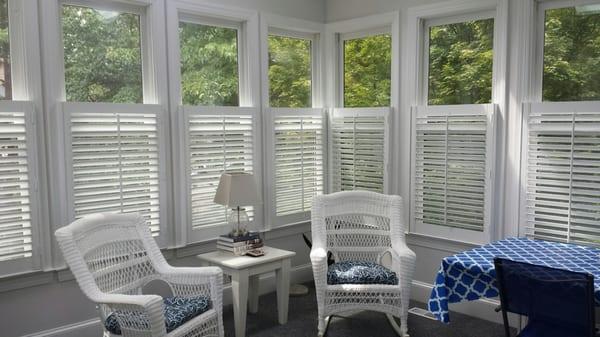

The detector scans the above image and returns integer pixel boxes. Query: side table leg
[231,270,249,337]
[248,274,260,314]
[276,258,291,324]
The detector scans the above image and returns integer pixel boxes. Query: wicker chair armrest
[159,266,222,283]
[386,244,416,291]
[311,247,329,286]
[158,266,223,303]
[94,293,167,337]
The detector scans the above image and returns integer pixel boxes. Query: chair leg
[386,314,409,337]
[318,315,330,337]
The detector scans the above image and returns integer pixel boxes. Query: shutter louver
[273,111,324,217]
[187,109,254,230]
[0,105,33,263]
[67,104,162,235]
[330,108,387,193]
[525,102,600,246]
[413,105,495,234]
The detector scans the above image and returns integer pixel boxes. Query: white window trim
[404,0,508,241]
[325,12,400,196]
[39,0,169,266]
[532,0,600,102]
[259,14,324,229]
[328,107,391,194]
[0,0,48,277]
[165,1,261,246]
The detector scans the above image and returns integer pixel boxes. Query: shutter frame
[522,101,600,246]
[268,108,325,227]
[63,102,167,245]
[411,104,496,244]
[329,107,389,194]
[181,105,259,242]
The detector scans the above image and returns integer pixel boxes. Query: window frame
[166,1,261,246]
[338,26,393,108]
[422,10,497,106]
[533,0,600,102]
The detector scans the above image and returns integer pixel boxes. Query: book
[217,238,262,248]
[219,232,260,243]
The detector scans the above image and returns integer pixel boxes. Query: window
[0,0,11,100]
[270,109,324,224]
[412,105,496,243]
[65,103,164,236]
[330,108,388,193]
[268,33,312,108]
[62,4,143,103]
[179,21,239,106]
[343,33,391,107]
[541,4,600,101]
[184,106,256,240]
[427,17,494,105]
[524,102,600,245]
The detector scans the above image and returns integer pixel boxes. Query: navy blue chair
[494,258,596,337]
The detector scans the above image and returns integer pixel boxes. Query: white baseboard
[410,280,520,328]
[20,263,314,337]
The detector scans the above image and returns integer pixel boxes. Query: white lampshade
[213,172,261,207]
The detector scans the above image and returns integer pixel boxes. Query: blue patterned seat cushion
[104,296,211,335]
[327,261,398,285]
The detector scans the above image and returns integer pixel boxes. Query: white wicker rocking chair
[55,213,224,337]
[310,191,416,337]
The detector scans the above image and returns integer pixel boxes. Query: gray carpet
[222,283,514,337]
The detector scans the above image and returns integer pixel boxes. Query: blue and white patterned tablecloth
[428,237,600,323]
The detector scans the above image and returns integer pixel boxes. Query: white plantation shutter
[64,103,165,237]
[524,102,600,246]
[412,104,496,243]
[0,101,40,275]
[183,106,256,240]
[330,108,388,193]
[270,108,324,224]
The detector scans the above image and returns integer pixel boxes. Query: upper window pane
[62,5,143,103]
[268,35,312,108]
[0,0,11,100]
[428,18,494,105]
[343,34,391,107]
[543,6,600,101]
[179,22,239,106]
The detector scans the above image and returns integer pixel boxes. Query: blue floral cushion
[327,261,398,285]
[104,296,211,335]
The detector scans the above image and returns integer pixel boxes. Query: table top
[428,237,600,323]
[196,246,296,270]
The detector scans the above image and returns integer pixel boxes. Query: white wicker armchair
[55,213,224,337]
[310,191,416,337]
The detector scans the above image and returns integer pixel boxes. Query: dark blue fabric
[428,238,600,323]
[327,261,398,285]
[104,296,211,335]
[495,258,595,337]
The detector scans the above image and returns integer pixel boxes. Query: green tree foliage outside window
[62,5,143,104]
[344,34,391,107]
[268,35,312,108]
[543,7,600,102]
[0,0,11,100]
[428,19,494,105]
[179,22,239,106]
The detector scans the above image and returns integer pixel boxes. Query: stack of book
[217,232,263,255]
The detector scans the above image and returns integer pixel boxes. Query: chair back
[311,191,405,263]
[494,257,595,337]
[55,213,165,297]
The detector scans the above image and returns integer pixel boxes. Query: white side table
[196,246,296,337]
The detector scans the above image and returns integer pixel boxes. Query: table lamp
[214,172,261,237]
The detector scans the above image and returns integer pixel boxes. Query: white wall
[325,0,445,22]
[199,0,326,22]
